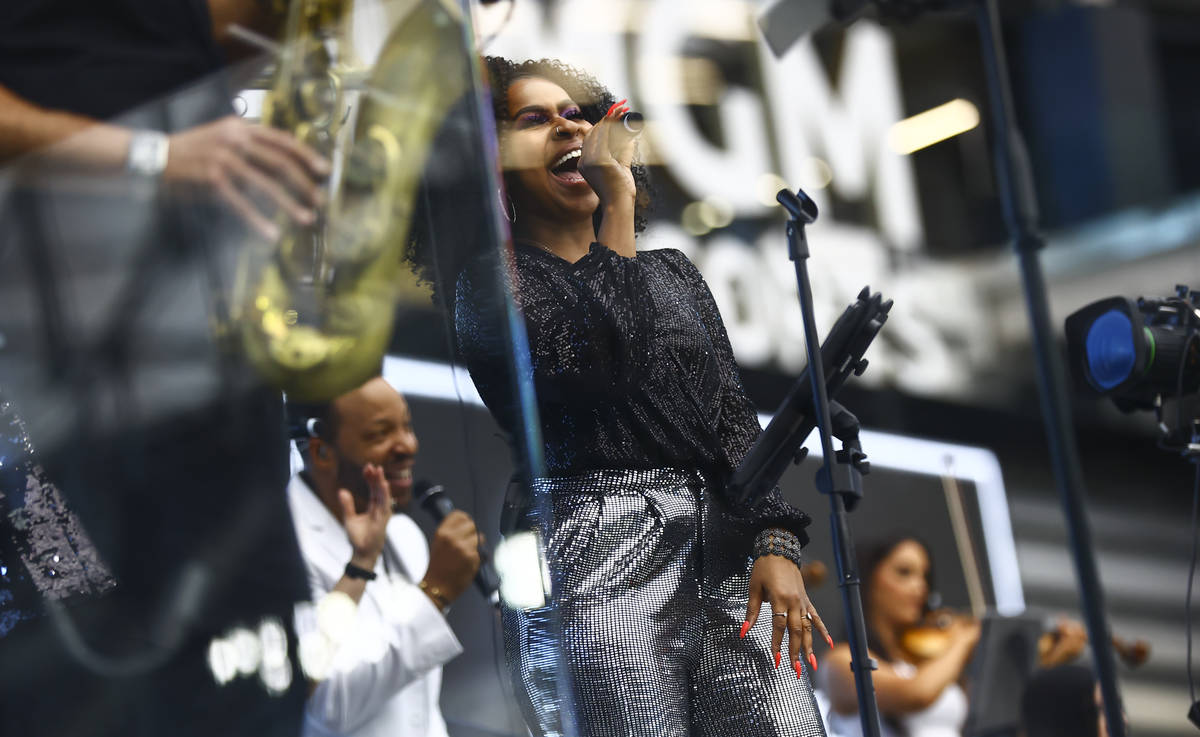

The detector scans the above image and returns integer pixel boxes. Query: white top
[824,661,968,737]
[288,475,464,737]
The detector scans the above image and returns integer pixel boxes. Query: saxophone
[235,0,470,401]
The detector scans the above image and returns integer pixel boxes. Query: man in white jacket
[288,375,481,737]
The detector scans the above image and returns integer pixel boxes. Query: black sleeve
[454,252,519,433]
[654,249,811,546]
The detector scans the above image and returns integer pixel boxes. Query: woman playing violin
[824,536,977,737]
[821,536,1092,737]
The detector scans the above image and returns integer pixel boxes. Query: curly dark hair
[854,534,937,737]
[405,56,653,310]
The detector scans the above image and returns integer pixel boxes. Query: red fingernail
[774,652,781,669]
[794,660,803,679]
[605,99,627,117]
[809,653,818,671]
[739,621,750,639]
[826,634,834,648]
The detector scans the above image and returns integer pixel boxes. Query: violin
[899,609,969,663]
[898,608,1150,669]
[892,466,1152,669]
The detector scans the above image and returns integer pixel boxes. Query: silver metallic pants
[502,468,827,737]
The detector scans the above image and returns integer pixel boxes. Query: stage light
[798,157,833,190]
[756,173,789,206]
[887,98,980,155]
[681,201,714,236]
[257,618,292,696]
[207,635,240,686]
[699,197,735,229]
[494,531,551,610]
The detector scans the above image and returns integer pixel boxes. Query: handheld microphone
[414,480,501,608]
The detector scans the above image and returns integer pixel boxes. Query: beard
[334,455,374,514]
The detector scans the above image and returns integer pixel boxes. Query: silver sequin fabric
[503,468,827,737]
[0,394,115,632]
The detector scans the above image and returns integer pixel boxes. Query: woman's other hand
[743,554,833,679]
[1038,616,1087,667]
[947,613,982,652]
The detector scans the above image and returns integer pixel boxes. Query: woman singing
[415,57,831,737]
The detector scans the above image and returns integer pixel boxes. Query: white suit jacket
[287,475,463,737]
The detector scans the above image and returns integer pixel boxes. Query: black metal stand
[727,284,890,507]
[779,188,882,737]
[970,2,1126,734]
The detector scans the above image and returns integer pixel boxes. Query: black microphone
[414,480,501,608]
[620,111,644,134]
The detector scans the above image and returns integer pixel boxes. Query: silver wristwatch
[125,130,170,178]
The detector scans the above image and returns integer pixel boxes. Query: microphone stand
[757,0,1125,731]
[968,3,1126,733]
[778,188,883,737]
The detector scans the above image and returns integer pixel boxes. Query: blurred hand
[744,555,833,678]
[948,614,982,652]
[421,510,481,605]
[1039,616,1088,667]
[165,116,330,240]
[338,463,390,570]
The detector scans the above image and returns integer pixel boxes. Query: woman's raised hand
[578,99,638,207]
[743,554,834,679]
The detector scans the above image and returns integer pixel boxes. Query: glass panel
[0,1,547,734]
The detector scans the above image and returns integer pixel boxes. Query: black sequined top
[456,241,811,543]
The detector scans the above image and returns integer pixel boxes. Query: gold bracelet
[418,579,451,612]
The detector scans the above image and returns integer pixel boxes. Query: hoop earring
[498,188,516,223]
